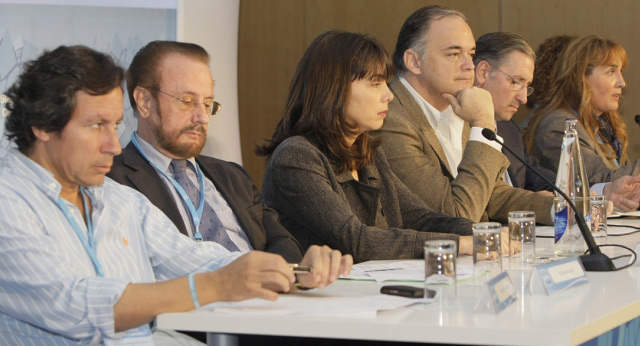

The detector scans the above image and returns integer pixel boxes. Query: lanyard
[56,187,105,277]
[130,132,206,241]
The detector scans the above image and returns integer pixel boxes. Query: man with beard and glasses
[108,41,351,282]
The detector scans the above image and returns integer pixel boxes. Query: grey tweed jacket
[530,108,640,184]
[261,136,474,263]
[373,77,554,225]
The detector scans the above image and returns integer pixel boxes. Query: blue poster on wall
[0,0,177,158]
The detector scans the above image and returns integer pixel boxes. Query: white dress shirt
[0,148,240,345]
[398,76,502,177]
[134,133,252,252]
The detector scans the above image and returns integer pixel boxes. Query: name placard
[528,257,589,295]
[474,271,517,314]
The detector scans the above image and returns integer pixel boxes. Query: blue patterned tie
[170,160,239,251]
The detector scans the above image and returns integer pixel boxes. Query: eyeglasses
[154,88,221,116]
[491,66,534,97]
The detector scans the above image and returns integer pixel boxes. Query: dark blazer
[108,142,303,262]
[497,120,554,192]
[530,108,640,184]
[261,136,473,263]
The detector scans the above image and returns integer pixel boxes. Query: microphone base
[579,252,616,271]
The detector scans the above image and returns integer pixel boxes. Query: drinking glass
[424,240,457,309]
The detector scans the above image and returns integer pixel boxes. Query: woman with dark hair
[257,31,476,263]
[523,35,640,185]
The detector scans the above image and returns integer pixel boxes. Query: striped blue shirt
[0,148,241,345]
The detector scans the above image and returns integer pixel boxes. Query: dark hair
[393,5,466,75]
[473,32,535,68]
[526,35,576,108]
[256,30,392,173]
[127,40,209,114]
[5,45,124,152]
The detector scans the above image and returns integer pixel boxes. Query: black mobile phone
[380,285,435,299]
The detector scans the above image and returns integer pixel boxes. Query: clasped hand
[210,245,353,302]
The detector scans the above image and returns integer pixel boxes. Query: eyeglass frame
[151,87,222,116]
[490,65,534,97]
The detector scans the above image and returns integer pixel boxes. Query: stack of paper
[341,260,480,283]
[206,293,419,318]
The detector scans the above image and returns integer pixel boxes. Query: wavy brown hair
[526,35,576,108]
[256,30,393,173]
[523,35,629,163]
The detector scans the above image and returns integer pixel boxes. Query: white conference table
[157,229,640,346]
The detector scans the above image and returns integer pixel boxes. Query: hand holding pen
[291,245,353,290]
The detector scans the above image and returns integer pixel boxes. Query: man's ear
[475,60,491,87]
[404,49,423,75]
[31,126,51,142]
[133,86,153,119]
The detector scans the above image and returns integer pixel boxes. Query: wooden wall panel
[503,0,640,167]
[238,0,304,188]
[239,0,499,188]
[239,0,639,189]
[304,0,500,56]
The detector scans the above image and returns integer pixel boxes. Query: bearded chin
[163,136,206,158]
[153,103,207,159]
[154,124,207,159]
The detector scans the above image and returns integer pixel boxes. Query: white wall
[178,0,242,164]
[0,1,177,158]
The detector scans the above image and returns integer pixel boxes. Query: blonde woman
[524,35,640,185]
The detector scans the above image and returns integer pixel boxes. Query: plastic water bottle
[553,118,590,257]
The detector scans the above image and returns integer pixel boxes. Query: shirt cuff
[591,183,607,195]
[86,277,129,340]
[469,127,502,152]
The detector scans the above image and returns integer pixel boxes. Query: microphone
[481,128,615,271]
[635,115,640,127]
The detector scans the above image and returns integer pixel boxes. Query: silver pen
[288,263,312,274]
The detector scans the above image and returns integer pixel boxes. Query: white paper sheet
[609,210,640,218]
[205,293,419,318]
[340,260,480,283]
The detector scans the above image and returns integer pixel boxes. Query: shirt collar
[134,132,198,173]
[7,148,62,199]
[333,159,380,187]
[5,148,105,208]
[398,76,460,129]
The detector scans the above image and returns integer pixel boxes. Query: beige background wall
[238,0,640,189]
[179,0,242,163]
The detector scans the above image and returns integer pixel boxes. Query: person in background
[472,31,555,192]
[523,35,640,208]
[257,30,483,263]
[476,33,640,210]
[525,35,577,111]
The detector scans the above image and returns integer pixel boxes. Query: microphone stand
[481,128,615,271]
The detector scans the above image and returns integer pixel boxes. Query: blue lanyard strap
[130,132,206,240]
[56,187,104,277]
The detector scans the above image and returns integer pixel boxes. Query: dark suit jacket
[262,136,473,263]
[497,120,554,192]
[530,109,640,184]
[108,142,303,262]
